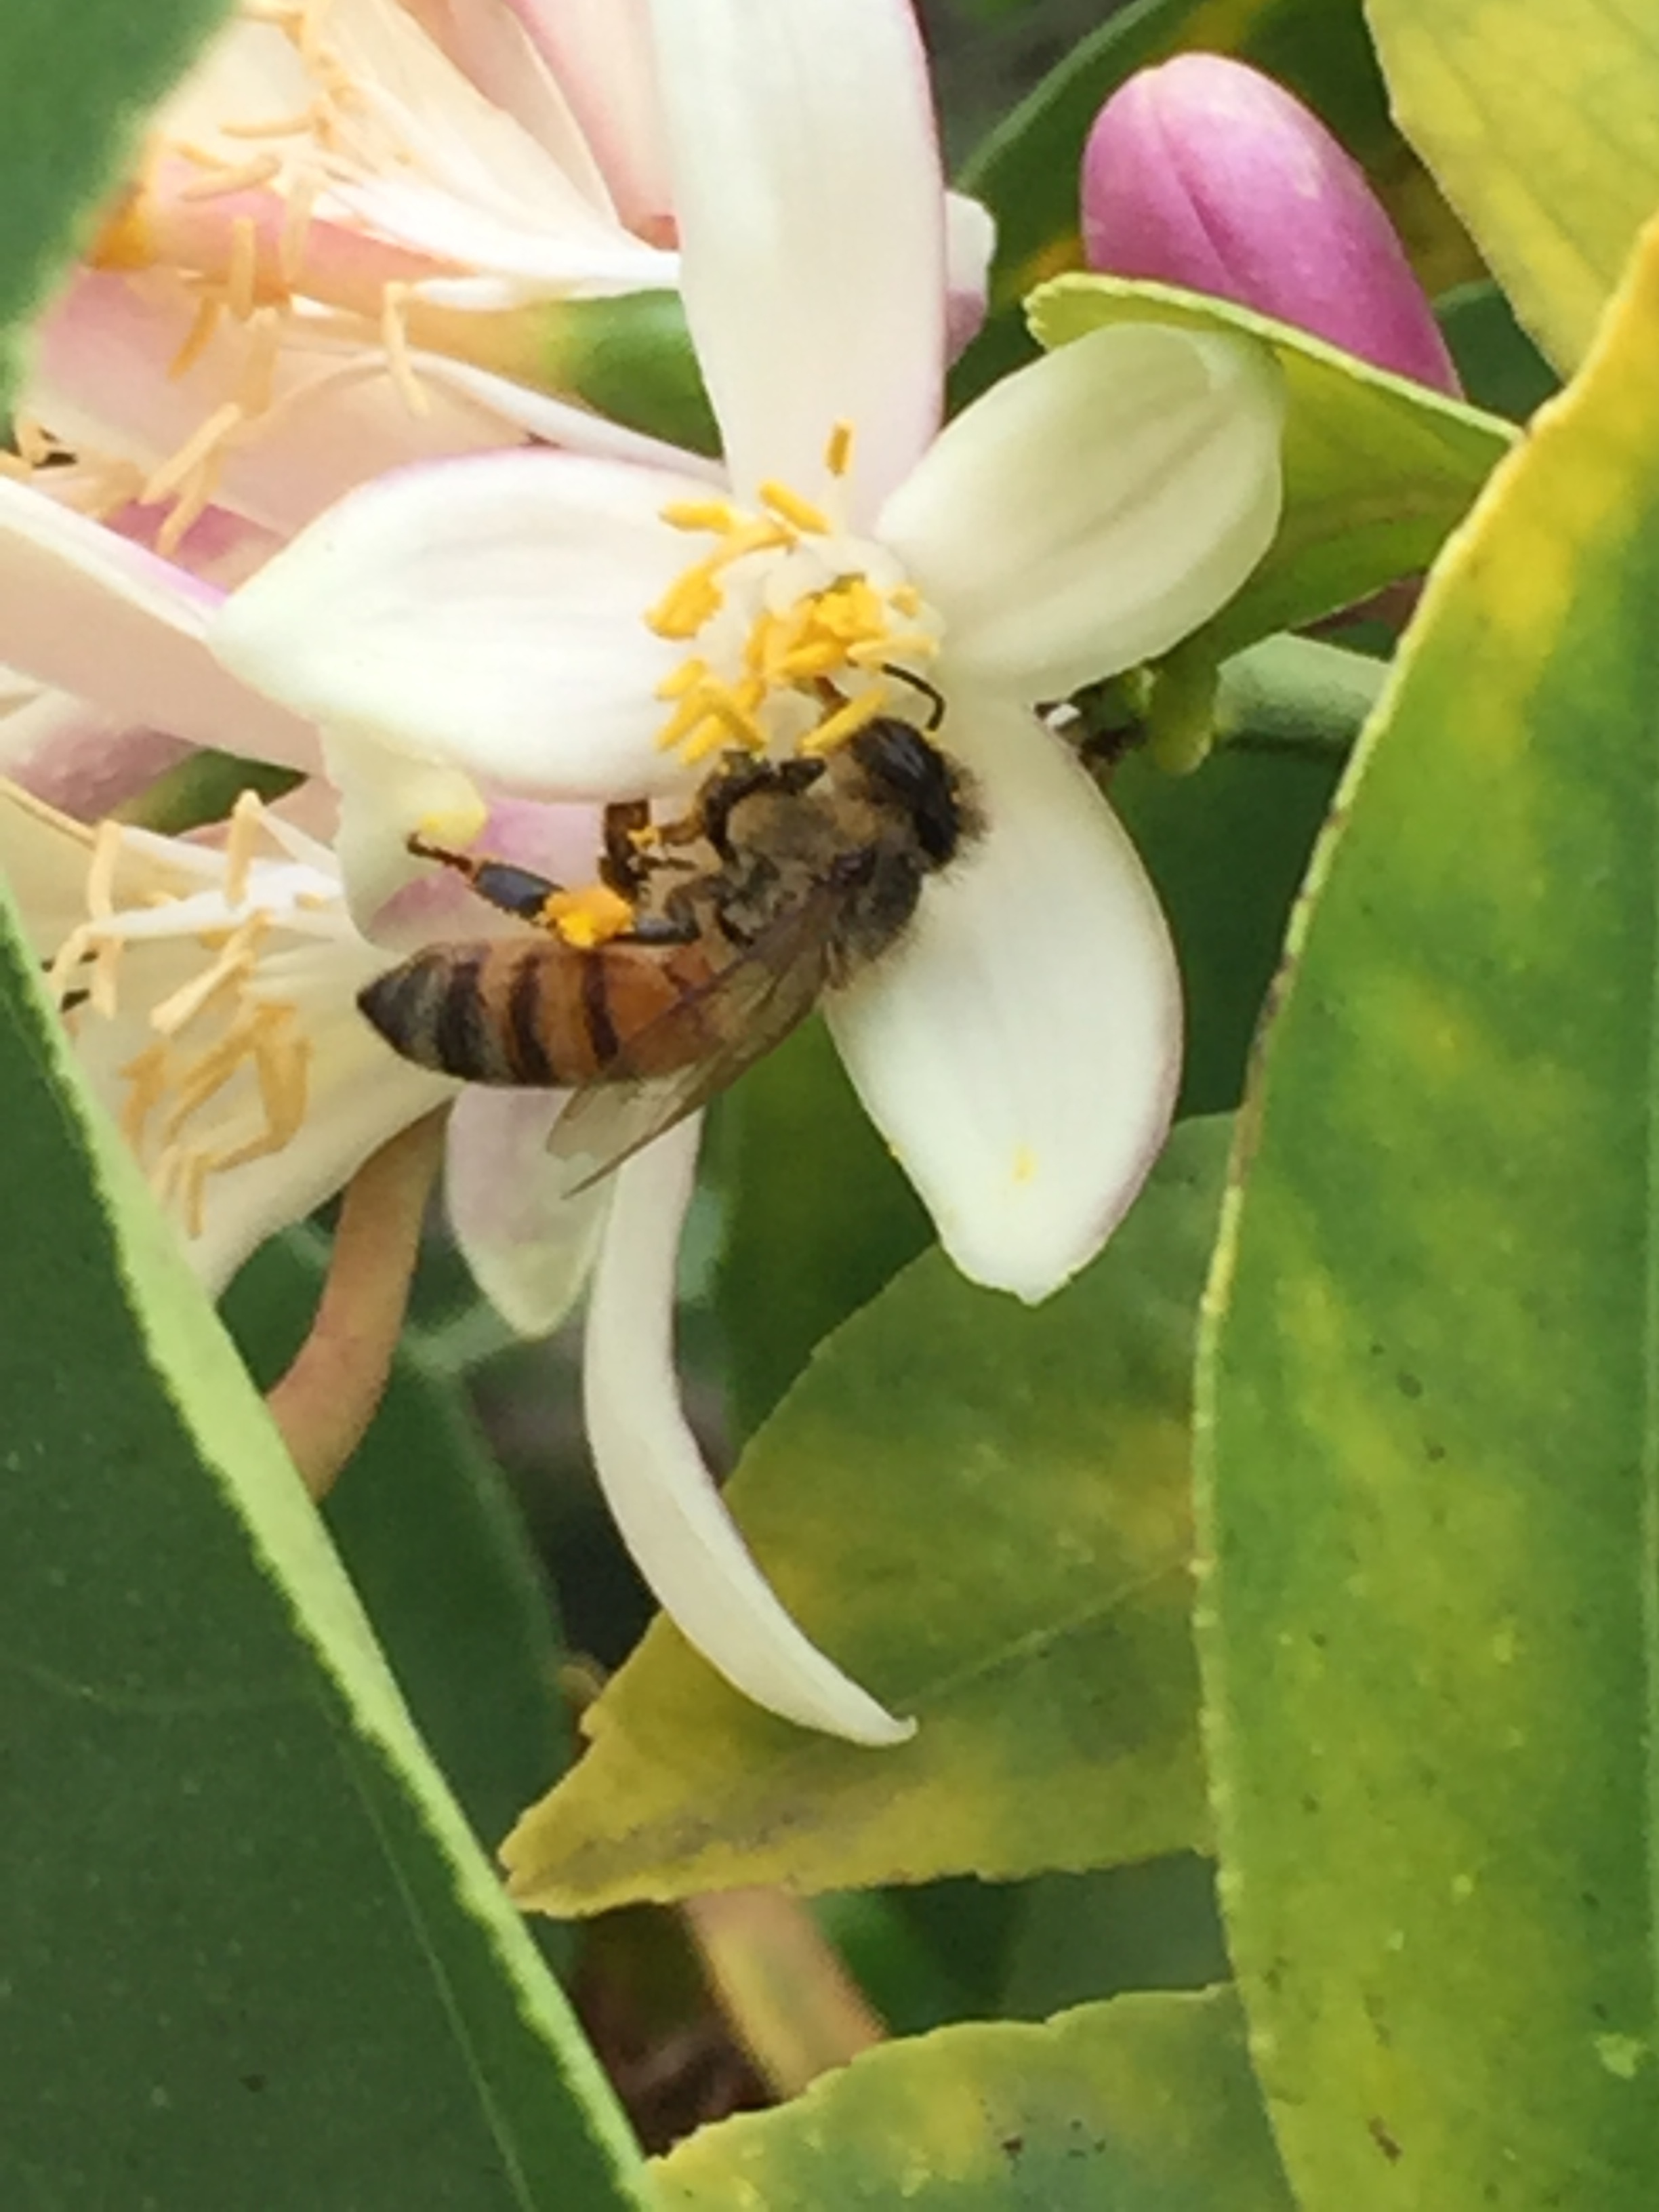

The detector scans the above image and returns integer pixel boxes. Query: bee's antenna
[880,661,946,733]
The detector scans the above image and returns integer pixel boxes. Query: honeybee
[358,712,983,1189]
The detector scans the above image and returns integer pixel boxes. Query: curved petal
[445,1088,610,1335]
[586,1118,915,1744]
[0,476,320,771]
[0,684,191,818]
[647,0,944,517]
[210,448,711,798]
[510,0,671,235]
[825,697,1181,1302]
[945,190,996,358]
[878,324,1285,699]
[405,348,718,478]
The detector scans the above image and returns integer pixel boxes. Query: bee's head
[848,719,982,869]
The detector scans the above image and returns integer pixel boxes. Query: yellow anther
[141,400,243,506]
[801,684,892,755]
[646,562,726,640]
[825,419,855,478]
[226,216,260,320]
[543,883,636,949]
[655,655,710,701]
[680,715,735,766]
[890,582,921,617]
[222,788,267,909]
[654,687,718,751]
[758,480,831,535]
[169,294,225,380]
[86,819,124,921]
[380,281,430,417]
[660,498,740,534]
[178,152,284,201]
[846,630,941,668]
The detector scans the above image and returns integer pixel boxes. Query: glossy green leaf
[712,1018,930,1439]
[1368,0,1659,371]
[1113,735,1343,1120]
[0,0,232,398]
[1197,218,1659,2203]
[653,1989,1292,2210]
[504,1120,1231,1915]
[0,891,643,2205]
[1030,275,1514,663]
[962,0,1472,309]
[1000,1857,1228,2021]
[224,1231,573,1858]
[1437,279,1561,426]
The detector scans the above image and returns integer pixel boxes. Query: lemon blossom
[203,0,1284,1745]
[26,0,991,557]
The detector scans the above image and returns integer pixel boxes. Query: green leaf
[503,1120,1230,1916]
[712,1017,930,1440]
[0,890,643,2203]
[1000,1857,1228,2020]
[1029,274,1515,661]
[1196,219,1659,2201]
[1112,734,1343,1119]
[224,1231,574,1858]
[652,1989,1292,2210]
[961,0,1472,309]
[1437,279,1561,425]
[0,0,233,401]
[1367,0,1659,371]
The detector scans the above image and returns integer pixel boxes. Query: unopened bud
[1082,54,1458,393]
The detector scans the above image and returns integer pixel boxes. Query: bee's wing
[548,892,838,1195]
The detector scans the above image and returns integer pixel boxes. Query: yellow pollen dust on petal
[542,883,636,949]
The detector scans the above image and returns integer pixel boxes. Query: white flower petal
[511,0,671,234]
[0,475,319,771]
[586,1118,915,1744]
[404,348,718,478]
[210,448,711,797]
[878,324,1285,697]
[826,696,1182,1301]
[445,1088,610,1335]
[647,0,944,516]
[328,171,672,294]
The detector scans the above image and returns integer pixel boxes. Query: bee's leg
[598,799,654,898]
[405,834,567,925]
[699,752,825,861]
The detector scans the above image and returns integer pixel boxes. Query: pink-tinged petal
[0,682,190,818]
[0,477,319,772]
[211,449,708,798]
[647,0,944,516]
[945,190,996,356]
[445,1088,610,1335]
[28,272,523,537]
[327,171,673,293]
[879,323,1284,699]
[585,1117,915,1743]
[508,0,671,237]
[399,0,617,215]
[826,697,1181,1302]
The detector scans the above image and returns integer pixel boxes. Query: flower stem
[266,1110,447,1500]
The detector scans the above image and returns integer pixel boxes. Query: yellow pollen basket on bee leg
[645,420,943,766]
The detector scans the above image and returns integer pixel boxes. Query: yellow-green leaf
[653,1990,1292,2211]
[504,1121,1231,1915]
[1197,216,1659,2203]
[1030,274,1515,663]
[1367,0,1659,371]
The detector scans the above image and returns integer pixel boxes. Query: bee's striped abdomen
[359,944,566,1084]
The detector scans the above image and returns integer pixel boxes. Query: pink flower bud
[1081,54,1459,394]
